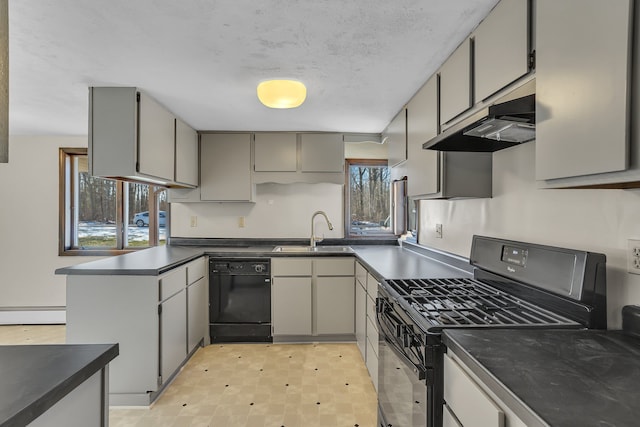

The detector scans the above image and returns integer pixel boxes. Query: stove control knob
[254,264,265,273]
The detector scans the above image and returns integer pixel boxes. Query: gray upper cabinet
[175,118,198,187]
[406,76,439,197]
[439,38,472,126]
[254,133,297,172]
[300,133,344,172]
[385,108,408,168]
[89,87,197,188]
[138,93,175,182]
[200,133,253,201]
[473,0,529,102]
[535,0,633,182]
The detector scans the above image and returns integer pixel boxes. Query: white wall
[171,182,343,238]
[418,141,640,328]
[0,136,103,321]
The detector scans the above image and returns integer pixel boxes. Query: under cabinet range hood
[423,90,535,153]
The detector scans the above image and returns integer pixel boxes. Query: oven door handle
[383,335,427,381]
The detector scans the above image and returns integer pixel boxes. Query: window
[345,159,392,237]
[59,148,167,255]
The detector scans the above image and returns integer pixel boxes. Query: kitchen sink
[272,245,353,253]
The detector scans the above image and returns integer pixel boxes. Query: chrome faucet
[310,211,334,248]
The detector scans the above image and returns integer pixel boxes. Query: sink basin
[272,246,353,253]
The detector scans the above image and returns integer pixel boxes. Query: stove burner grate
[387,277,577,329]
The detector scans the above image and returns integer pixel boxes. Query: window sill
[59,248,144,257]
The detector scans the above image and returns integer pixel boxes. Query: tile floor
[0,325,378,427]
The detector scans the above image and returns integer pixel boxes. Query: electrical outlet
[190,216,197,227]
[239,217,245,228]
[435,223,443,239]
[628,239,640,274]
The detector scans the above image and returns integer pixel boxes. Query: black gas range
[376,235,607,427]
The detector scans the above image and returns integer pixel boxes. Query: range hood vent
[423,93,535,152]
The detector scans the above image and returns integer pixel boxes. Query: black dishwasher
[209,259,272,343]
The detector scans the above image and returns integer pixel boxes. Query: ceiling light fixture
[257,79,306,109]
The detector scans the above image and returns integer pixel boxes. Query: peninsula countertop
[0,343,118,427]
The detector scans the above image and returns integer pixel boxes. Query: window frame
[59,147,166,256]
[344,158,394,239]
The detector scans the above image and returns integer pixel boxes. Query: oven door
[377,293,428,427]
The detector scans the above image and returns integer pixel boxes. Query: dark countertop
[55,240,473,279]
[0,343,118,427]
[443,329,640,427]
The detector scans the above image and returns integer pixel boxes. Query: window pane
[127,183,151,247]
[76,157,118,248]
[349,164,391,235]
[158,189,167,246]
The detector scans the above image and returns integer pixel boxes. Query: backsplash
[417,141,640,329]
[171,182,344,239]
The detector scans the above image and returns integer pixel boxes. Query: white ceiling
[8,0,500,136]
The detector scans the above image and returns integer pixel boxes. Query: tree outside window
[346,159,391,236]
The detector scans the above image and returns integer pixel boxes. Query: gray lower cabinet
[355,272,367,358]
[187,276,207,353]
[355,261,379,390]
[65,256,207,406]
[159,287,187,385]
[28,370,105,427]
[271,257,355,339]
[535,0,633,184]
[444,351,526,427]
[316,276,355,335]
[272,276,313,335]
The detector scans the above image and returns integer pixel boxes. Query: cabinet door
[160,289,187,384]
[138,92,175,182]
[444,353,504,427]
[254,133,297,172]
[365,336,378,391]
[355,280,367,359]
[386,108,407,167]
[440,38,472,125]
[407,75,439,196]
[272,277,312,335]
[187,277,207,353]
[175,118,198,186]
[473,0,529,102]
[200,133,253,201]
[535,0,632,181]
[316,277,355,334]
[300,133,344,172]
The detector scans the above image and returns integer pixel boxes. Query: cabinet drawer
[355,261,367,286]
[444,353,504,427]
[271,258,313,276]
[315,257,354,276]
[366,294,378,333]
[186,257,206,284]
[366,273,379,295]
[160,268,186,301]
[366,316,378,357]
